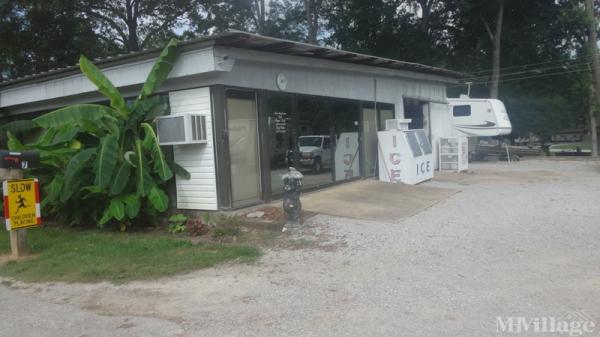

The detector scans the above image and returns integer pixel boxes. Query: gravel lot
[2,159,600,337]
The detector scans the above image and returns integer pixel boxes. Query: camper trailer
[447,97,512,137]
[427,97,513,170]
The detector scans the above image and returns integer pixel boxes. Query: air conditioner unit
[156,113,208,145]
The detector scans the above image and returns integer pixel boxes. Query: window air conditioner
[156,113,208,145]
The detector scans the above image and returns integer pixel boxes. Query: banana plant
[6,39,190,228]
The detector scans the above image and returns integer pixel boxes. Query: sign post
[3,178,41,257]
[0,151,41,258]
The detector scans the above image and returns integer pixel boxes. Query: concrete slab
[298,179,458,222]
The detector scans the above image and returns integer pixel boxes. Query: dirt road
[2,159,600,337]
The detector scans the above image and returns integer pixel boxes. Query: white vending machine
[378,120,434,185]
[438,137,468,172]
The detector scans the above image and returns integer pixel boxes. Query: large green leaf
[0,120,37,134]
[79,56,128,115]
[61,148,96,202]
[94,135,119,189]
[123,194,141,219]
[6,131,25,151]
[134,139,153,196]
[80,120,104,137]
[81,185,106,199]
[148,186,169,212]
[124,151,137,167]
[170,161,191,180]
[99,207,113,225]
[138,38,179,100]
[109,161,131,196]
[32,128,58,147]
[98,116,120,135]
[34,104,115,128]
[45,175,65,203]
[108,198,125,220]
[46,126,79,146]
[131,95,160,123]
[141,123,173,181]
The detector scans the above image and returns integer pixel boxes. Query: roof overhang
[0,30,463,91]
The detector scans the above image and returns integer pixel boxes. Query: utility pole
[585,0,599,156]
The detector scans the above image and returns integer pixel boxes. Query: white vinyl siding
[169,87,218,210]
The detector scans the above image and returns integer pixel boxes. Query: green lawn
[549,143,592,152]
[0,228,260,283]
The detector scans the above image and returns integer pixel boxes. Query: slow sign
[3,178,41,230]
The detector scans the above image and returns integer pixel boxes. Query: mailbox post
[1,150,41,258]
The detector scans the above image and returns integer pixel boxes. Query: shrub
[212,214,242,240]
[5,39,189,228]
[186,219,208,236]
[167,213,187,234]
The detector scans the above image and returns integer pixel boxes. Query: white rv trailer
[447,97,512,137]
[427,97,513,170]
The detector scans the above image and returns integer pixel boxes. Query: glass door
[226,90,261,207]
[296,96,334,189]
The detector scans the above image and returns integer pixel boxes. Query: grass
[0,228,261,283]
[549,143,592,151]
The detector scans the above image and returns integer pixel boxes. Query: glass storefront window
[266,94,294,195]
[265,95,394,194]
[296,96,333,189]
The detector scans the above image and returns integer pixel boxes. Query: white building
[0,31,461,210]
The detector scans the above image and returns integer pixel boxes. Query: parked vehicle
[448,97,512,137]
[296,135,332,173]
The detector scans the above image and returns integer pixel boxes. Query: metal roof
[0,30,464,89]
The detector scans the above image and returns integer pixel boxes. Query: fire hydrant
[282,167,303,229]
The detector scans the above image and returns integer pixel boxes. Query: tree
[0,0,107,81]
[191,0,254,34]
[585,0,599,156]
[252,0,267,34]
[482,0,506,98]
[81,0,198,52]
[325,0,450,65]
[303,0,323,44]
[190,0,307,42]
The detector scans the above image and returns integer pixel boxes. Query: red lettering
[390,169,401,183]
[390,153,401,165]
[343,154,353,165]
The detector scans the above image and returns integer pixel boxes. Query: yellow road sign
[3,178,41,230]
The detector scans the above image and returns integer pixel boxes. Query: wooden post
[1,168,27,258]
[10,229,27,258]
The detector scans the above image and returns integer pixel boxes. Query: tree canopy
[0,0,596,138]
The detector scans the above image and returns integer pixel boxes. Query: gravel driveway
[2,159,600,337]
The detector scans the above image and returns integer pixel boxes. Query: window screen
[453,105,471,117]
[157,116,185,143]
